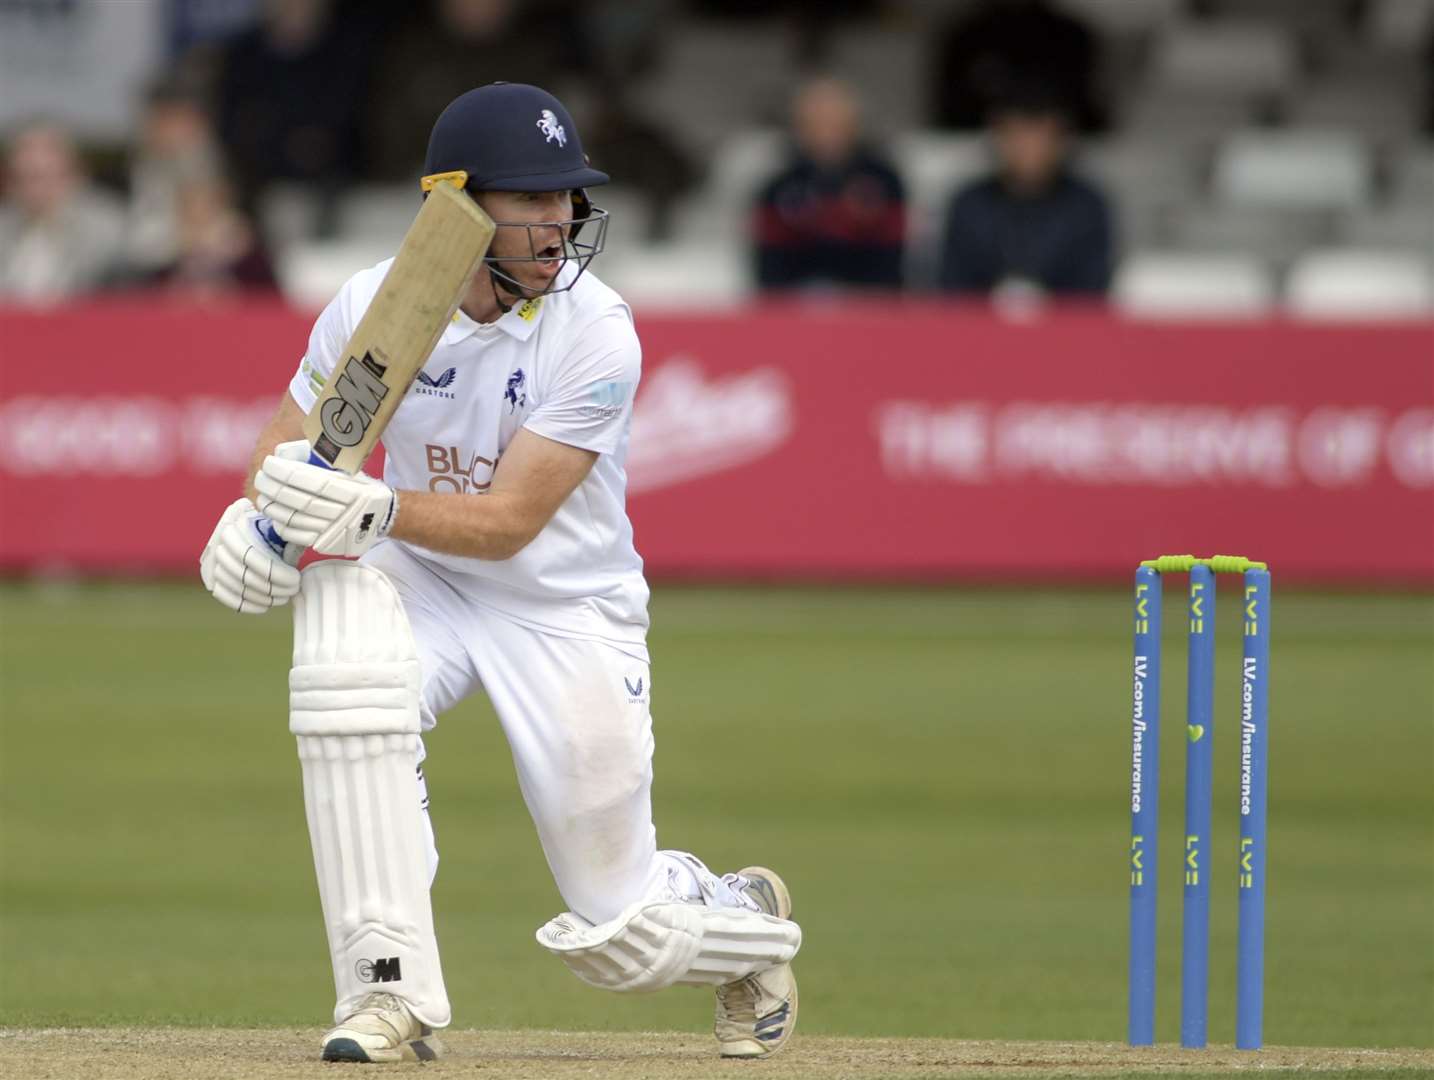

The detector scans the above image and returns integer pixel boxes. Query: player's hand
[199,497,303,615]
[256,440,398,558]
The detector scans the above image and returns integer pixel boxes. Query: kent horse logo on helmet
[536,109,566,147]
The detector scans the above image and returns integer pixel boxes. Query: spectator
[937,89,1113,298]
[931,0,1105,134]
[214,0,381,222]
[364,0,578,182]
[139,174,278,300]
[753,76,906,291]
[125,79,225,276]
[0,122,126,303]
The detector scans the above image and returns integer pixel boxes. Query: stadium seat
[596,242,748,309]
[674,129,787,246]
[1393,145,1434,205]
[891,132,988,280]
[277,240,394,309]
[335,185,423,246]
[1285,249,1434,319]
[588,186,653,254]
[1213,131,1372,211]
[1079,139,1201,250]
[1290,80,1418,141]
[1339,205,1434,258]
[1168,204,1332,263]
[1151,20,1298,97]
[1114,252,1275,317]
[646,21,794,144]
[257,183,325,252]
[1121,91,1256,143]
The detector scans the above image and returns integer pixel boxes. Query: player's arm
[388,428,597,559]
[244,393,307,503]
[255,427,596,562]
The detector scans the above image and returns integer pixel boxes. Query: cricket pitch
[2,1028,1431,1079]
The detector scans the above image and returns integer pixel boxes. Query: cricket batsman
[198,83,800,1063]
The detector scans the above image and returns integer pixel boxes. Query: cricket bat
[303,179,495,473]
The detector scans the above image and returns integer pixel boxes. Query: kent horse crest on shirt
[505,369,527,412]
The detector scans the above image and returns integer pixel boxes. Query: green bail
[1139,554,1269,574]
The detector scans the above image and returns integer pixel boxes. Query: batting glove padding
[257,441,398,558]
[199,497,303,614]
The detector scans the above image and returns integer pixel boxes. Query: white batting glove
[199,498,303,614]
[256,439,398,558]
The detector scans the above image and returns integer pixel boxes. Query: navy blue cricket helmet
[423,82,609,193]
[421,83,609,301]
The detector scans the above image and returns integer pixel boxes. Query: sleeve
[523,310,642,456]
[286,279,354,413]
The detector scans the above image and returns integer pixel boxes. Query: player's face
[479,190,575,294]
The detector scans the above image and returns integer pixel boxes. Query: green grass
[1,582,1430,1048]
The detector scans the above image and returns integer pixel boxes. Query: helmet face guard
[483,202,609,300]
[420,170,608,300]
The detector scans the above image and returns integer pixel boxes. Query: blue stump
[1236,568,1270,1049]
[1181,565,1215,1049]
[1129,566,1162,1045]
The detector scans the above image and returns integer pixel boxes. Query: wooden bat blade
[303,182,495,473]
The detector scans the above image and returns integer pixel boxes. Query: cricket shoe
[320,991,444,1063]
[715,866,798,1058]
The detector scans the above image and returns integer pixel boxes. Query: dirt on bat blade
[2,1028,1431,1080]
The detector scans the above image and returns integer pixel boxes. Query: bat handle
[260,445,334,566]
[254,516,305,567]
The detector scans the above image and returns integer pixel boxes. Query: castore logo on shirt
[416,367,458,399]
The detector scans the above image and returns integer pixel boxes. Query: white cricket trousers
[362,541,665,925]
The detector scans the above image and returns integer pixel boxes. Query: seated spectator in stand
[938,90,1113,298]
[0,122,126,303]
[753,77,906,291]
[125,79,225,277]
[139,175,278,300]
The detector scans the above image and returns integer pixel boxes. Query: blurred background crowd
[1,0,1431,317]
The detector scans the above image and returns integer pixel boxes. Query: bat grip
[254,516,304,567]
[260,445,334,566]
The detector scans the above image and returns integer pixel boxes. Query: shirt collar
[441,293,546,344]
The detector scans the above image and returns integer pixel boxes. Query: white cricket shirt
[288,260,649,649]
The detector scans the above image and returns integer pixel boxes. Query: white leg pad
[536,901,801,993]
[291,560,451,1028]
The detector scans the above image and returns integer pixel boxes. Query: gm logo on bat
[315,350,391,463]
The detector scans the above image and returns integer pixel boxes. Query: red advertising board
[1,300,1430,581]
